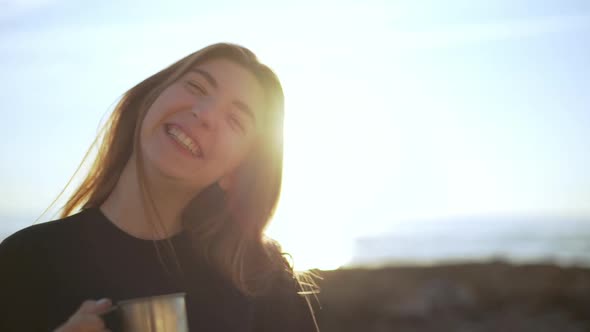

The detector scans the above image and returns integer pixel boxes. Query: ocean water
[351,216,590,267]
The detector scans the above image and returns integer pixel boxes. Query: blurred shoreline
[351,216,590,270]
[314,260,590,332]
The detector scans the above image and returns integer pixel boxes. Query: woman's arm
[0,230,49,331]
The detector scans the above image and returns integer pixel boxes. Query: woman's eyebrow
[189,68,218,89]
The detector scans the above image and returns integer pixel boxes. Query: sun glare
[263,81,370,271]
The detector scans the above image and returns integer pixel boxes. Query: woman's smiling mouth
[165,124,203,158]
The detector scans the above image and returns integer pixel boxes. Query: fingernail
[97,298,111,306]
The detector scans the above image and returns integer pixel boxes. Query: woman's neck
[99,154,200,240]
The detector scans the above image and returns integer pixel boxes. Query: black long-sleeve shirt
[0,208,317,331]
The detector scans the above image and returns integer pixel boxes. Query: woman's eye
[186,81,207,95]
[229,115,245,133]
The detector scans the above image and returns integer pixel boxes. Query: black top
[0,208,317,331]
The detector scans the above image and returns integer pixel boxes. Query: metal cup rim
[117,292,187,306]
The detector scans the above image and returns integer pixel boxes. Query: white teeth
[167,126,200,156]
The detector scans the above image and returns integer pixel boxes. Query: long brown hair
[42,43,318,309]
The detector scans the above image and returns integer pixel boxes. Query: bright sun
[263,88,362,271]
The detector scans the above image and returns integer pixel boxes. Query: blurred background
[1,0,589,331]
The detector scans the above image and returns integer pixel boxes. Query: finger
[77,298,112,315]
[77,300,99,315]
[94,298,113,314]
[69,313,106,330]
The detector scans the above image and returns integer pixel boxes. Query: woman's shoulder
[253,239,320,331]
[0,209,93,250]
[0,210,94,331]
[253,269,320,331]
[260,237,319,293]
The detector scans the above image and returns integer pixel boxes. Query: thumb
[94,298,113,314]
[78,298,113,315]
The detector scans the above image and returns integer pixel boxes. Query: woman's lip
[165,123,204,157]
[166,128,201,158]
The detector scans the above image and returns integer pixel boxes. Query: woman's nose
[191,101,219,130]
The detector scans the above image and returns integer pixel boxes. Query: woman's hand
[54,298,113,332]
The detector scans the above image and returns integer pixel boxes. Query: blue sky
[1,0,589,269]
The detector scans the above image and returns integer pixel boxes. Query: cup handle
[100,305,122,332]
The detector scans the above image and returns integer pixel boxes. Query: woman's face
[139,58,265,193]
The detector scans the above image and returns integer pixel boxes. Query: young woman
[0,43,319,331]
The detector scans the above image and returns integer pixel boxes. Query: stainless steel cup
[102,292,189,332]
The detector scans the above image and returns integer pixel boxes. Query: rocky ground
[310,261,590,332]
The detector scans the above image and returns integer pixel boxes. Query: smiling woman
[0,43,319,331]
